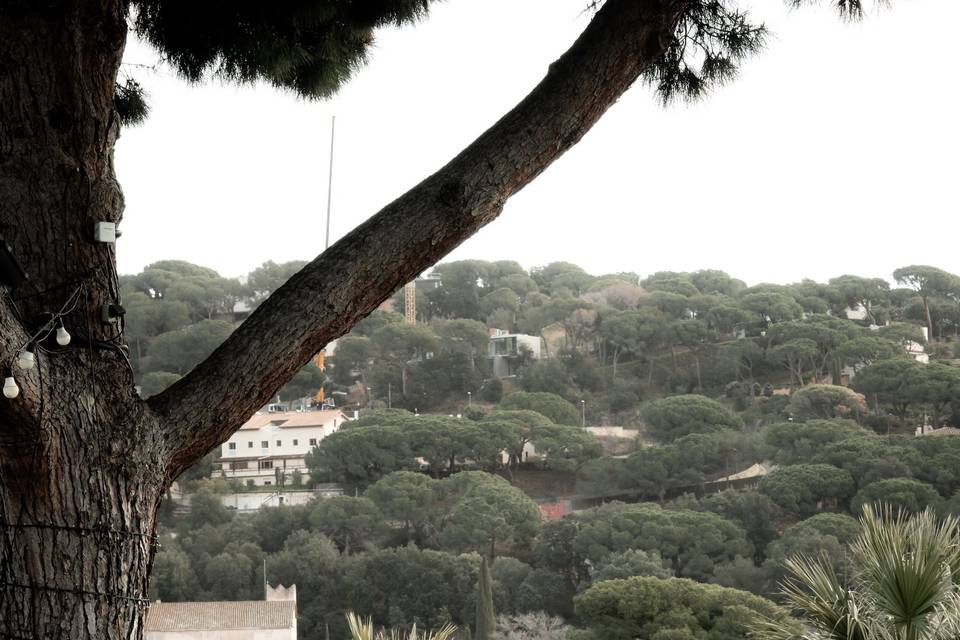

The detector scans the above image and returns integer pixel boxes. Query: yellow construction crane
[404,281,416,325]
[313,351,326,404]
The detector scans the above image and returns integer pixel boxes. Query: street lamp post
[580,400,586,428]
[467,391,472,407]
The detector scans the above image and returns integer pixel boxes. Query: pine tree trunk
[0,4,164,637]
[0,389,165,638]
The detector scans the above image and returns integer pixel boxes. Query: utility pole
[324,115,336,250]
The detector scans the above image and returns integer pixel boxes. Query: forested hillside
[125,260,960,428]
[134,259,960,640]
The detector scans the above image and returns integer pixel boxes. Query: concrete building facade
[214,409,349,487]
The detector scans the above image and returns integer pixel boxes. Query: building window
[229,461,248,470]
[261,460,273,470]
[261,440,269,448]
[276,439,282,447]
[246,480,255,487]
[293,439,299,446]
[248,442,253,448]
[309,438,317,446]
[228,443,236,450]
[264,481,272,486]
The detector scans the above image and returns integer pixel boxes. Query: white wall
[220,491,316,512]
[220,424,333,460]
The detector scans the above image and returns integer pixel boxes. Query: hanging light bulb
[3,375,19,399]
[56,322,71,346]
[17,347,34,370]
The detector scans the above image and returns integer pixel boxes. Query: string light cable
[3,282,84,398]
[5,277,135,395]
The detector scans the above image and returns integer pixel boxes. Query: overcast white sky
[115,0,958,286]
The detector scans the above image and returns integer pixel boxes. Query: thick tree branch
[149,0,686,475]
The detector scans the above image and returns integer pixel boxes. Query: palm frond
[346,613,458,640]
[779,553,867,640]
[753,505,960,640]
[852,505,960,636]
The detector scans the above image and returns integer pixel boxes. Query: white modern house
[489,329,542,378]
[213,409,349,487]
[839,323,930,384]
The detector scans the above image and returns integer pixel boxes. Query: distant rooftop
[238,409,347,431]
[145,601,295,632]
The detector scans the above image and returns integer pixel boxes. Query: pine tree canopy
[117,0,883,122]
[129,0,432,98]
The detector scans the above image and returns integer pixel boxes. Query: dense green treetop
[307,496,387,553]
[835,335,905,369]
[343,546,479,632]
[758,464,856,518]
[787,385,867,421]
[579,429,766,500]
[850,478,942,515]
[365,470,436,544]
[434,472,541,556]
[814,436,925,490]
[246,260,310,303]
[763,419,870,465]
[589,549,673,583]
[828,274,891,323]
[575,576,794,640]
[499,392,580,427]
[696,489,783,561]
[642,394,742,442]
[738,289,804,326]
[550,502,752,581]
[776,512,860,547]
[893,265,959,299]
[762,512,860,580]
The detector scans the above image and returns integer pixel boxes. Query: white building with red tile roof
[213,409,349,487]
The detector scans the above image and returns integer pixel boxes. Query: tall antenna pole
[324,115,336,250]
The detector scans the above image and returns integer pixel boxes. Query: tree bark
[0,0,684,636]
[0,3,170,638]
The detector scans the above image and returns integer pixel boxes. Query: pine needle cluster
[114,77,150,125]
[645,0,767,103]
[636,0,890,103]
